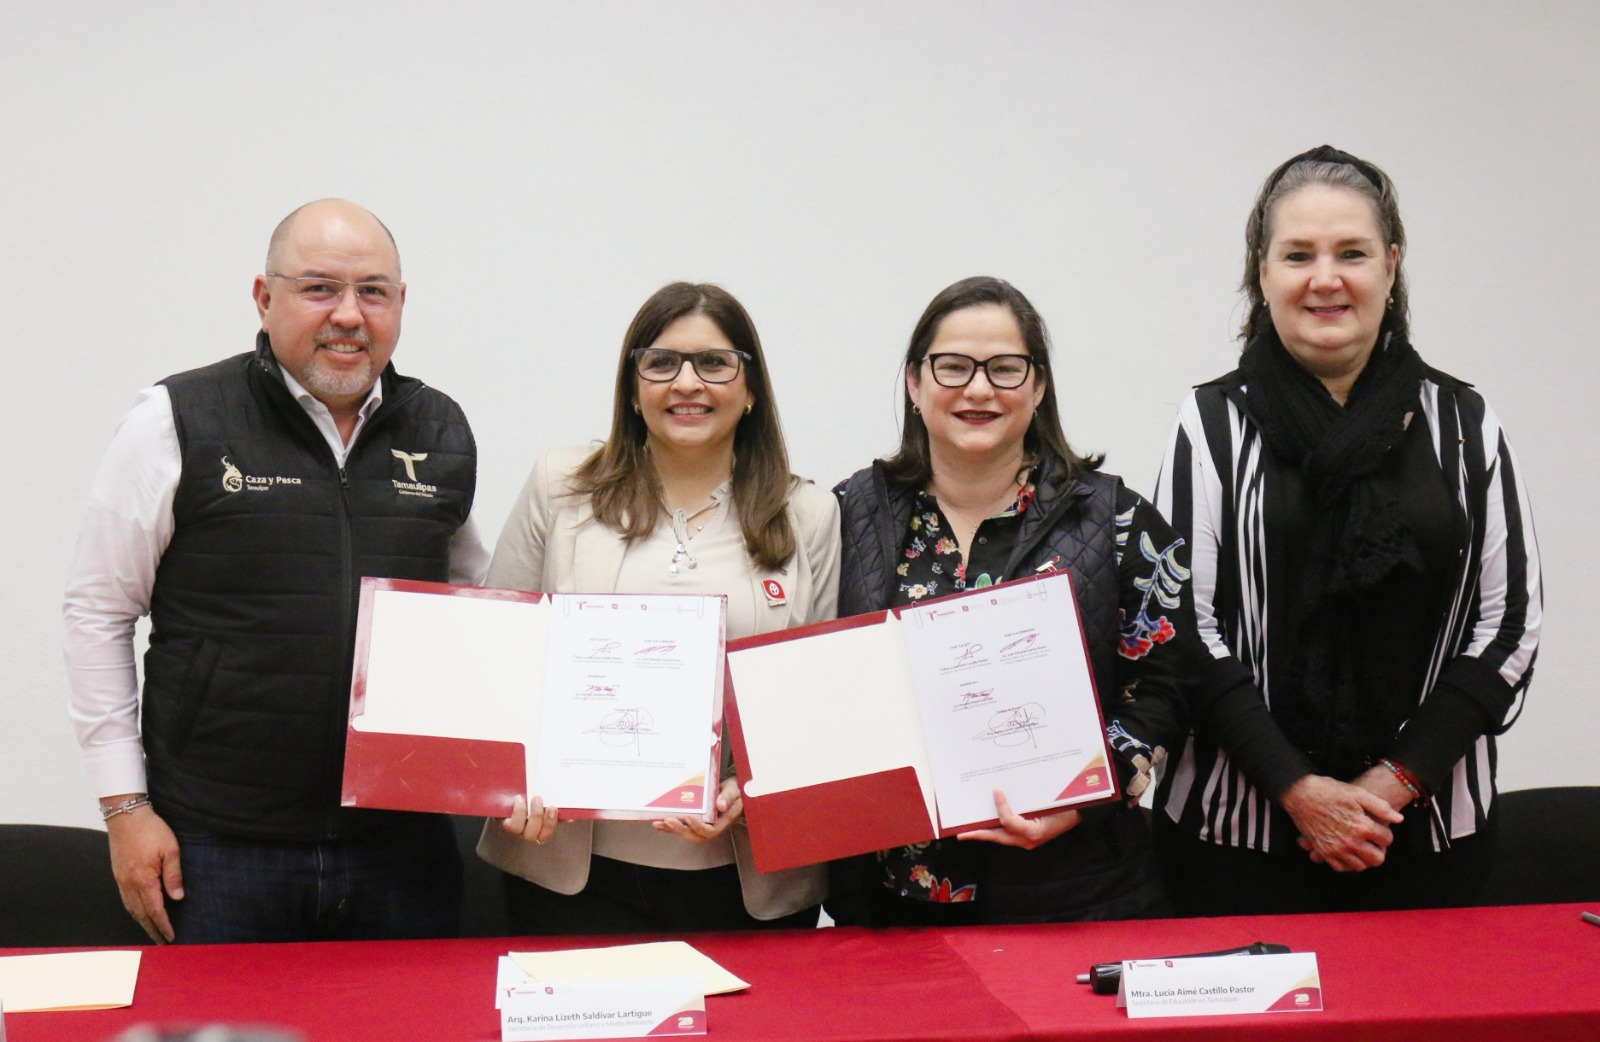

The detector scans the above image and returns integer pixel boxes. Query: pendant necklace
[668,497,719,574]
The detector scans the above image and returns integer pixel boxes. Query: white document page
[0,950,141,1012]
[510,941,749,996]
[533,594,722,815]
[352,587,546,744]
[898,577,1108,831]
[726,616,934,819]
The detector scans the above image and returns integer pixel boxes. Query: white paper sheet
[533,594,723,815]
[0,950,141,1013]
[510,941,748,996]
[899,578,1110,830]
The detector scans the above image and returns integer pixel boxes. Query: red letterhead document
[343,578,725,822]
[724,571,1119,874]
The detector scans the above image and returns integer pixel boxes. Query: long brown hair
[882,276,1101,488]
[573,282,798,570]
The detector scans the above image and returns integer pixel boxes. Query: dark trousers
[167,816,462,943]
[1155,812,1497,917]
[503,855,819,936]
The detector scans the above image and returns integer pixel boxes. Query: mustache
[316,328,372,349]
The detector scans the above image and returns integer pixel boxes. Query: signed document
[535,595,724,815]
[343,579,724,821]
[898,579,1111,831]
[724,572,1115,872]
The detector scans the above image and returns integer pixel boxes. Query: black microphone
[1076,941,1291,995]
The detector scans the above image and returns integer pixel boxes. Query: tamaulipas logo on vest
[391,449,437,498]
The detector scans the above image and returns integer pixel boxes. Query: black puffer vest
[142,335,476,841]
[836,456,1121,696]
[831,456,1168,924]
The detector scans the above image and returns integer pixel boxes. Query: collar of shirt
[277,367,384,467]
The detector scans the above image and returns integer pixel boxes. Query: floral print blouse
[876,474,1191,906]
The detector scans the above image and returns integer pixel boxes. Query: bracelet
[1379,758,1428,806]
[100,795,152,821]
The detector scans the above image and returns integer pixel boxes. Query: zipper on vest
[325,465,356,841]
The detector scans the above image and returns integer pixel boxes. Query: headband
[1265,144,1384,194]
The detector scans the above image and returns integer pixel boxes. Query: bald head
[265,199,400,277]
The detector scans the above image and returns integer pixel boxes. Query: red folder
[342,578,723,822]
[724,572,1118,874]
[344,578,531,817]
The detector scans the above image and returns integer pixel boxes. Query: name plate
[497,959,705,1040]
[1118,952,1322,1018]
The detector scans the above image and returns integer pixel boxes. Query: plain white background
[3,2,1593,829]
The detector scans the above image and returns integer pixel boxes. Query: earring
[632,402,641,414]
[1387,296,1395,307]
[911,403,921,415]
[744,403,753,416]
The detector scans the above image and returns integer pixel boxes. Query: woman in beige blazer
[477,282,839,933]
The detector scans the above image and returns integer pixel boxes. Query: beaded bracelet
[1379,758,1428,806]
[100,795,152,821]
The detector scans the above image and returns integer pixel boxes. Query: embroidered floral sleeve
[1105,486,1196,803]
[1115,501,1190,662]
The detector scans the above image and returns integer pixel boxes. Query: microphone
[1075,941,1290,994]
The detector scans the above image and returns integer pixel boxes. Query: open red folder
[342,578,724,822]
[724,572,1119,874]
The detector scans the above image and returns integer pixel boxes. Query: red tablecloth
[5,903,1597,1041]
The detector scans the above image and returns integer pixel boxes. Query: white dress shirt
[63,367,489,800]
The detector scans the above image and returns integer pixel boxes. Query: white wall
[3,1,1593,828]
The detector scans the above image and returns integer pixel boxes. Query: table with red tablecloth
[5,903,1597,1041]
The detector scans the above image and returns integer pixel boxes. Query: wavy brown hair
[883,276,1101,488]
[573,282,798,571]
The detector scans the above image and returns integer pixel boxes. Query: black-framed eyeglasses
[265,272,402,311]
[632,348,752,384]
[923,353,1034,389]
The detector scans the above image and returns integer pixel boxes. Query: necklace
[667,497,719,574]
[932,478,1023,551]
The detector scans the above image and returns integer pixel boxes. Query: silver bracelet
[100,795,152,821]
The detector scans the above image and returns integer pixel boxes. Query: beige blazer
[476,445,840,919]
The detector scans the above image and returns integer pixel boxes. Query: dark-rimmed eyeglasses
[265,272,402,311]
[632,348,752,384]
[922,353,1034,389]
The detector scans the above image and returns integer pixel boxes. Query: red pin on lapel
[763,579,787,606]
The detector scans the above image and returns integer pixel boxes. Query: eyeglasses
[632,348,752,384]
[265,272,403,311]
[923,353,1034,389]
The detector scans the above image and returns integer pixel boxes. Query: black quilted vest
[835,456,1121,697]
[831,456,1165,923]
[142,335,476,841]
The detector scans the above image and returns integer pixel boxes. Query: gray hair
[1240,155,1409,343]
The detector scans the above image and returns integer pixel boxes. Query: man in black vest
[64,200,488,943]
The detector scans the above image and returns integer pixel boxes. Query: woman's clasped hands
[1281,774,1406,873]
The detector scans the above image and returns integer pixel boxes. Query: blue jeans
[167,816,462,943]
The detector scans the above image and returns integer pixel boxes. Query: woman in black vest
[829,276,1192,926]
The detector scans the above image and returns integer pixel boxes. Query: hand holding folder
[343,579,726,823]
[724,571,1119,873]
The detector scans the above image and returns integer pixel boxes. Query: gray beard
[301,353,376,400]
